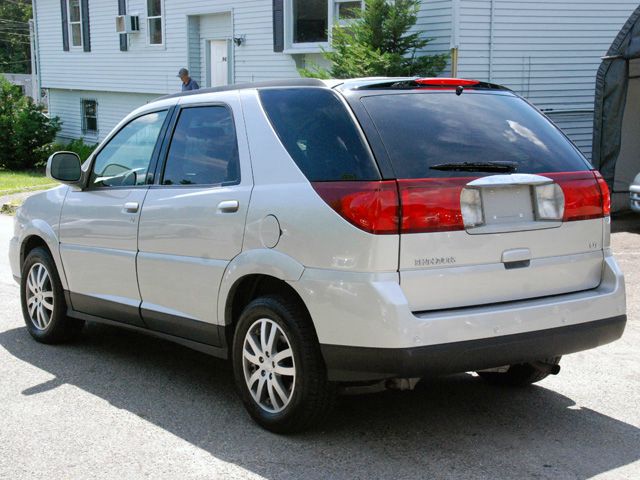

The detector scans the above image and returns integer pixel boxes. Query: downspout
[31,0,42,104]
[488,0,495,82]
[450,0,460,77]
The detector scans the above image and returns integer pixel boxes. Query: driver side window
[90,110,168,188]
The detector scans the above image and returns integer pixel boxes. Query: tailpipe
[532,361,561,375]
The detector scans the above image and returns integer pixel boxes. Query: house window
[334,1,361,25]
[81,99,98,136]
[147,0,163,45]
[68,0,82,47]
[292,0,328,44]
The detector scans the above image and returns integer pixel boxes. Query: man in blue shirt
[178,68,199,91]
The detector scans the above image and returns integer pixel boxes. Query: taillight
[311,181,399,234]
[543,171,609,221]
[594,171,611,216]
[415,78,480,87]
[313,171,609,236]
[397,178,474,233]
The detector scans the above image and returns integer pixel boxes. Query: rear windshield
[259,88,380,181]
[359,92,591,179]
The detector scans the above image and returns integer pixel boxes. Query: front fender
[15,219,68,290]
[217,249,305,325]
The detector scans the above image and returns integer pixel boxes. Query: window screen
[147,0,163,44]
[68,0,82,47]
[162,106,240,186]
[81,99,97,135]
[259,88,379,181]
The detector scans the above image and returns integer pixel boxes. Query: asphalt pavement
[0,212,638,479]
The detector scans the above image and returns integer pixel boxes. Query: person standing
[177,68,200,91]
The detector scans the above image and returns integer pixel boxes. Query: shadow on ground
[1,323,638,479]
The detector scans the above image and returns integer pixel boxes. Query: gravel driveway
[0,213,638,479]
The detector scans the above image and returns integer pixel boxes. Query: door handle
[217,200,239,213]
[123,202,139,213]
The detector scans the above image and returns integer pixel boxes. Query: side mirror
[46,151,82,185]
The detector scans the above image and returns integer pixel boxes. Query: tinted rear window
[360,92,590,179]
[259,88,380,181]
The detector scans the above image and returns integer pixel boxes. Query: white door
[210,40,228,87]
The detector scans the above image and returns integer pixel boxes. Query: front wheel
[232,295,335,433]
[20,247,84,343]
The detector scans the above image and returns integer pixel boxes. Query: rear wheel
[20,247,84,343]
[232,295,335,433]
[477,357,561,386]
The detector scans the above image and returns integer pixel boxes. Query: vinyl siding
[49,88,159,142]
[456,0,638,159]
[414,0,454,75]
[34,0,299,95]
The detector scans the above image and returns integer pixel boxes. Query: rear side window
[360,92,591,179]
[259,88,380,181]
[162,106,240,186]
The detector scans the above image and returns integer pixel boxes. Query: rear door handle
[123,202,139,213]
[217,200,239,213]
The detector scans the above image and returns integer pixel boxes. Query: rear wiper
[430,161,518,173]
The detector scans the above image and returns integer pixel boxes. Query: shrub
[42,138,98,168]
[300,0,448,79]
[0,76,61,170]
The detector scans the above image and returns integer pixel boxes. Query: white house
[31,0,638,159]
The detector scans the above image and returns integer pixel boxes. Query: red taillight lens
[415,78,480,87]
[311,181,399,234]
[594,171,611,216]
[543,171,608,221]
[398,178,475,233]
[313,171,609,236]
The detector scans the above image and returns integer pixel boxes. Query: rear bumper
[292,253,626,382]
[321,315,626,381]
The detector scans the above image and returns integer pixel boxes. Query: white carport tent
[593,5,640,212]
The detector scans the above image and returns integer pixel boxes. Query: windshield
[359,92,591,179]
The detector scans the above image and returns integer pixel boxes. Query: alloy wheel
[242,318,296,413]
[25,262,54,330]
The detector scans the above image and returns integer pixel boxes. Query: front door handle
[123,202,139,213]
[217,200,239,213]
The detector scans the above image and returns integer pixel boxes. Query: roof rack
[159,78,328,100]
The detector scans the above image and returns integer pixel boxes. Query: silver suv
[9,78,626,432]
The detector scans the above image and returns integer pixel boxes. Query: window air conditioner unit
[116,15,140,34]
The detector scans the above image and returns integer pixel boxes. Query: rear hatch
[350,85,610,312]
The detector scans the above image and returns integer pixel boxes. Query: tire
[477,356,562,387]
[232,295,336,433]
[20,247,84,344]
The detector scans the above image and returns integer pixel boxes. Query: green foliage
[53,138,98,162]
[0,76,61,170]
[0,0,32,74]
[300,0,448,79]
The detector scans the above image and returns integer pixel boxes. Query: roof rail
[159,78,328,100]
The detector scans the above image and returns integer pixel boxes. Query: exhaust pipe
[532,361,561,375]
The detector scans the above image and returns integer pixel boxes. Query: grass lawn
[0,170,55,195]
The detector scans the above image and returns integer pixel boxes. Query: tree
[0,0,32,74]
[0,76,60,170]
[300,0,448,79]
